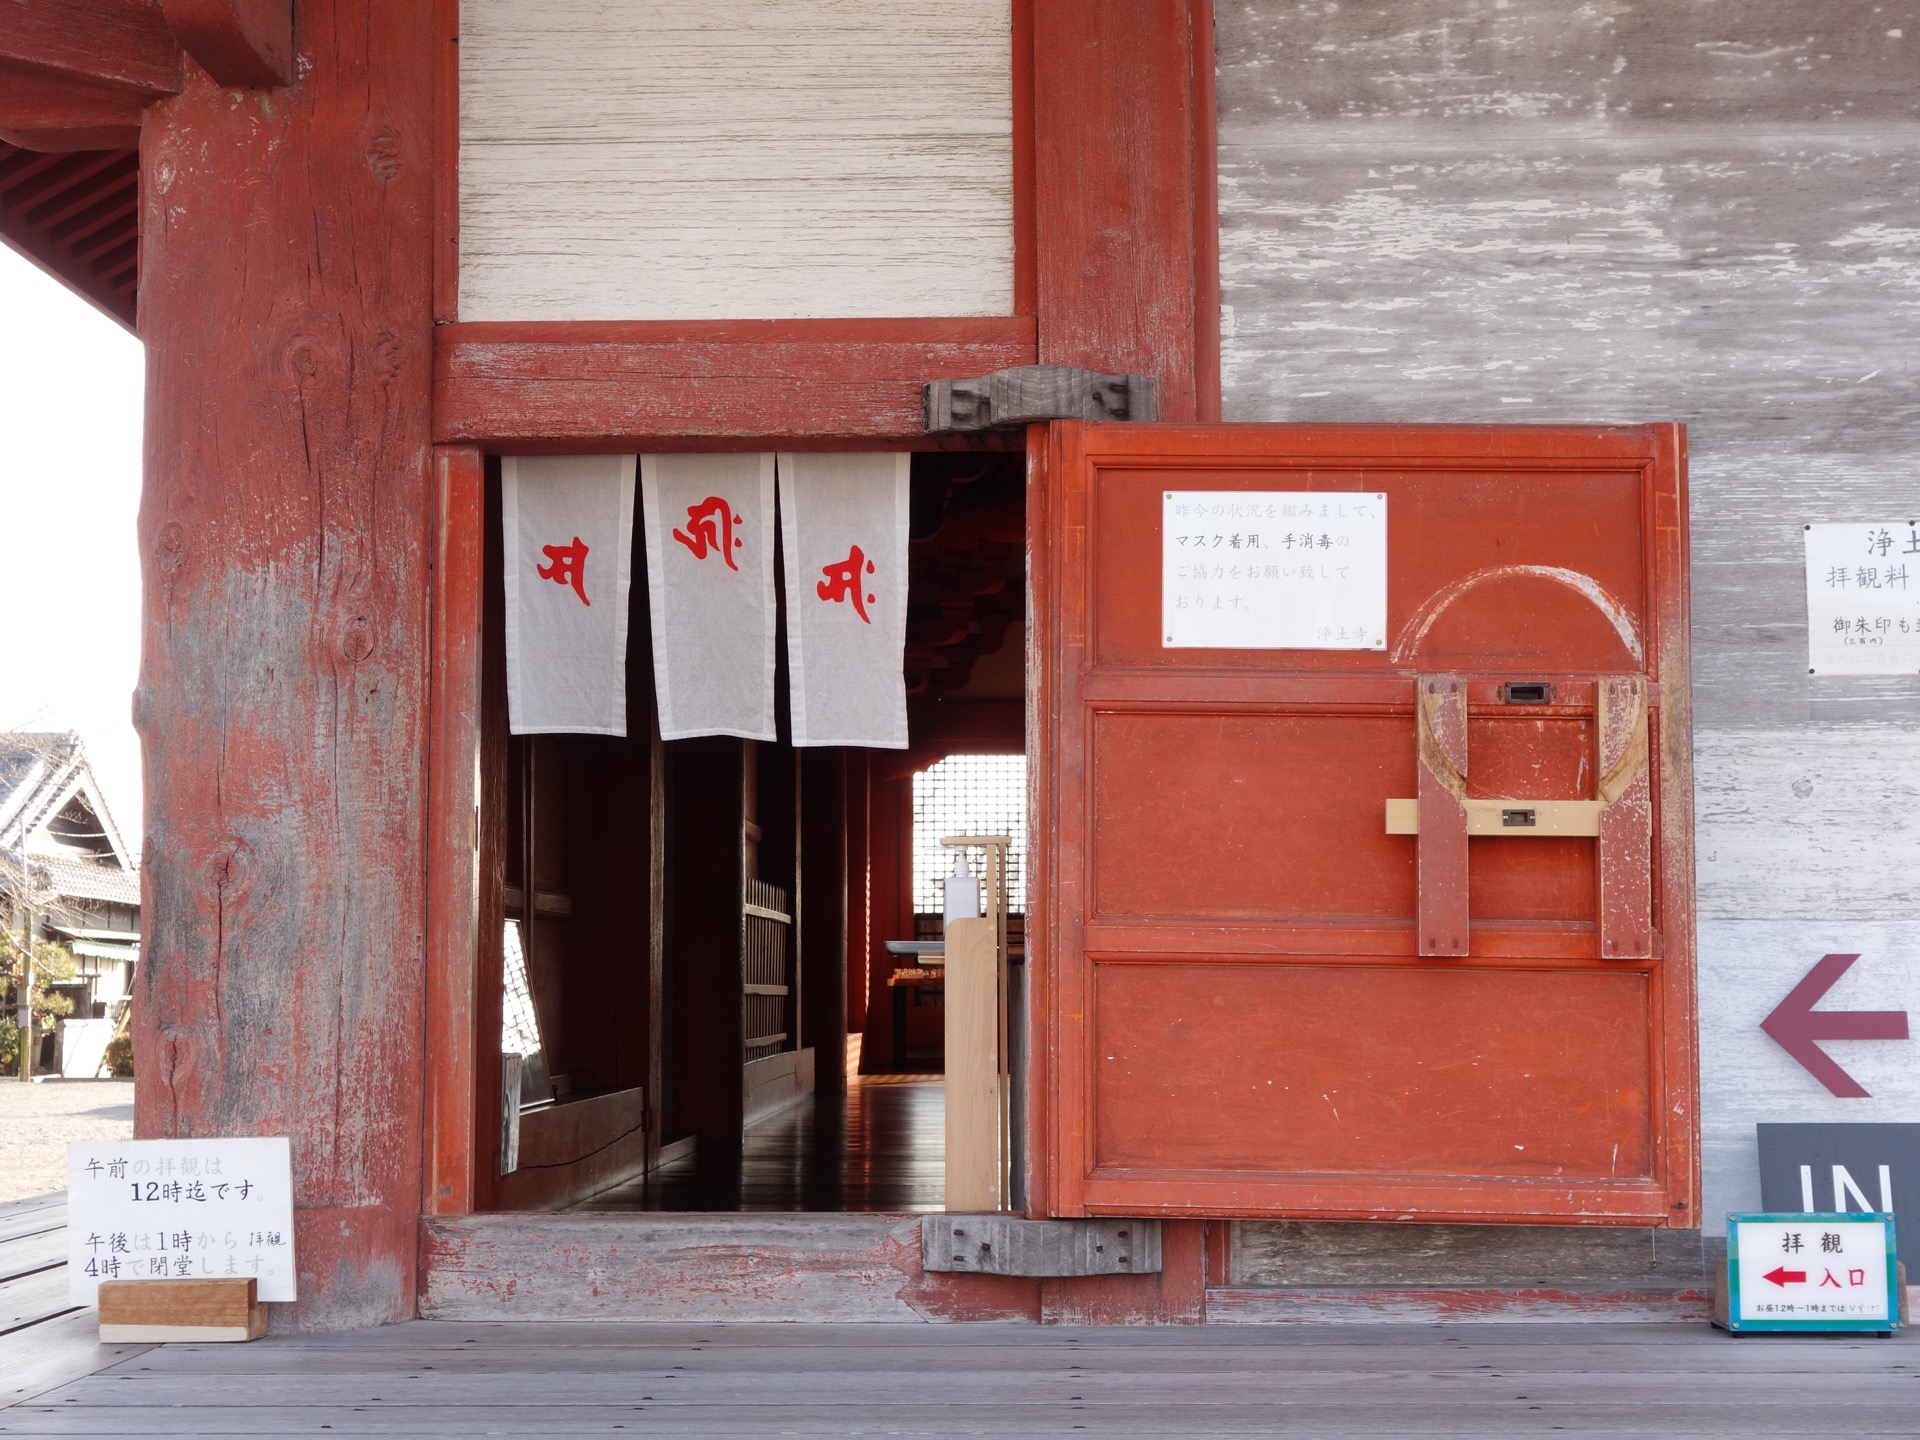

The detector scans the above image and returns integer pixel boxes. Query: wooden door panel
[1089,961,1652,1179]
[1089,709,1415,922]
[1035,422,1696,1225]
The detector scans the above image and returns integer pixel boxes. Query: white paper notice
[68,1137,297,1302]
[1163,491,1387,649]
[1805,522,1920,675]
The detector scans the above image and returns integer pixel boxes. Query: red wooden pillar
[132,0,439,1329]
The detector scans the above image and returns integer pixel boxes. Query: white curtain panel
[778,452,911,749]
[641,452,779,741]
[502,454,636,736]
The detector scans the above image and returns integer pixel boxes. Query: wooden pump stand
[941,836,1012,1213]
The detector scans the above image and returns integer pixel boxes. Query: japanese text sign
[1804,523,1920,675]
[1725,1212,1899,1332]
[1162,491,1387,650]
[68,1138,296,1303]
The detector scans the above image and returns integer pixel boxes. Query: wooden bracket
[1416,675,1470,957]
[922,1217,1160,1276]
[923,365,1159,433]
[162,0,293,88]
[1394,674,1654,961]
[1596,676,1652,959]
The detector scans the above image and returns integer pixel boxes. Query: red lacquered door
[1028,422,1696,1225]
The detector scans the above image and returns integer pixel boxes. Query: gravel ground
[0,1078,134,1202]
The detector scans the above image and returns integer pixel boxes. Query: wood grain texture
[422,1213,1036,1322]
[433,319,1038,444]
[1215,3,1920,733]
[1233,1220,1708,1287]
[1699,917,1920,1227]
[425,446,483,1219]
[1032,0,1210,420]
[0,1308,152,1410]
[457,0,1014,321]
[133,0,438,1330]
[22,1318,1920,1435]
[0,0,181,99]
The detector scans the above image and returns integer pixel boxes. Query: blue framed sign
[1725,1213,1900,1333]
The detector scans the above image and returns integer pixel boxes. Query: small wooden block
[98,1278,267,1342]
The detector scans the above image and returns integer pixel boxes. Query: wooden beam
[1031,0,1215,422]
[0,0,181,100]
[433,318,1038,446]
[162,0,293,87]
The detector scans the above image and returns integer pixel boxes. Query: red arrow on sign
[1763,1267,1807,1287]
[1760,953,1910,1098]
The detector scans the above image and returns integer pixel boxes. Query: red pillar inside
[133,0,439,1329]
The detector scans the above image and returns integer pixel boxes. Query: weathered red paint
[425,446,485,1220]
[1033,0,1215,421]
[432,319,1039,448]
[1032,421,1698,1227]
[133,0,439,1329]
[161,0,294,87]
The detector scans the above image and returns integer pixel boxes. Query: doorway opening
[473,451,1028,1214]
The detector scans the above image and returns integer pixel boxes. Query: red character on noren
[537,536,590,605]
[818,544,876,624]
[674,495,744,571]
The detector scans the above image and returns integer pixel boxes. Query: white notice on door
[1805,522,1920,675]
[1163,491,1387,649]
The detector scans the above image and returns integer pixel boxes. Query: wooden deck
[2,1317,1914,1436]
[0,1193,153,1410]
[8,1189,1917,1434]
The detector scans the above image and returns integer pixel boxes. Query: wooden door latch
[1389,675,1654,960]
[923,365,1159,432]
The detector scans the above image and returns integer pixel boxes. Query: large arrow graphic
[1760,953,1909,1098]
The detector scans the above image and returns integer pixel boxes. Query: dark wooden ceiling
[0,142,140,331]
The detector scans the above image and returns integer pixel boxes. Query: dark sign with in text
[1758,1123,1920,1275]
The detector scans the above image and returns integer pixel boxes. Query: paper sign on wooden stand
[1716,1213,1905,1335]
[68,1137,295,1341]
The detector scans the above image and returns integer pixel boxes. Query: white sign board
[1726,1213,1899,1332]
[1805,522,1920,674]
[68,1138,296,1303]
[1163,491,1387,650]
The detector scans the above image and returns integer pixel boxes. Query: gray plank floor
[0,1193,153,1411]
[2,1319,1914,1438]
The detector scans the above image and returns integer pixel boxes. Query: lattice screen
[911,754,1028,915]
[501,919,544,1059]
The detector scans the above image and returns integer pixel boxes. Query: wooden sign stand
[98,1279,267,1342]
[942,836,1013,1213]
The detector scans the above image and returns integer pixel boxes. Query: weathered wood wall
[1216,0,1920,1257]
[457,0,1014,321]
[133,0,438,1329]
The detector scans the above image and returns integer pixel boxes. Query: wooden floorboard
[0,1309,150,1410]
[0,1228,66,1283]
[2,1322,1911,1437]
[0,1199,65,1246]
[575,1080,946,1213]
[0,1266,79,1334]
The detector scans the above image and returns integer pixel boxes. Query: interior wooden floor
[574,1077,946,1213]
